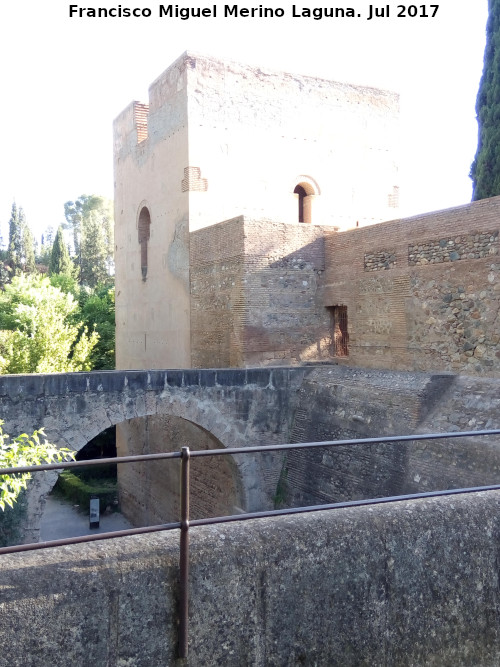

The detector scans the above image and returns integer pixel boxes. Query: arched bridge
[0,367,307,516]
[0,367,307,449]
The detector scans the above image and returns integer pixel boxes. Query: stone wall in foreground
[2,491,500,665]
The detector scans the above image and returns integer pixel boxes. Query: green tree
[0,421,73,510]
[7,203,23,273]
[471,0,500,200]
[49,226,74,277]
[22,223,36,274]
[37,226,55,266]
[64,195,113,286]
[0,275,98,374]
[7,204,37,275]
[80,209,111,287]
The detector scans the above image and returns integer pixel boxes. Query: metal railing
[2,428,500,658]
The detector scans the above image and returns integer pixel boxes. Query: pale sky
[0,1,489,243]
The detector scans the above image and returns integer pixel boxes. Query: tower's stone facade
[114,51,400,370]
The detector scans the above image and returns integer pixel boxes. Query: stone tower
[114,51,400,370]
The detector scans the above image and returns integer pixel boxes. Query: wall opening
[293,182,315,223]
[138,206,151,280]
[294,185,307,222]
[75,426,117,480]
[116,415,245,527]
[51,426,119,509]
[329,306,349,356]
[39,426,129,543]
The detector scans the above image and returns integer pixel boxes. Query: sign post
[89,497,100,529]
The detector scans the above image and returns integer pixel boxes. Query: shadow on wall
[190,221,336,368]
[116,415,245,527]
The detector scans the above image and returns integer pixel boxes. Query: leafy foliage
[0,421,74,510]
[471,0,500,199]
[48,272,79,297]
[78,284,115,369]
[0,198,115,374]
[0,275,98,374]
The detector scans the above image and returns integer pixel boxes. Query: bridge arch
[116,413,245,527]
[0,368,303,541]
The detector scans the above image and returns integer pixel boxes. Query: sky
[0,0,489,244]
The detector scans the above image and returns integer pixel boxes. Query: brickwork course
[324,196,500,376]
[190,217,331,367]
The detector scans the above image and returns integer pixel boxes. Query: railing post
[179,446,190,659]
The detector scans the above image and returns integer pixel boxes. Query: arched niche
[137,206,151,280]
[292,178,319,223]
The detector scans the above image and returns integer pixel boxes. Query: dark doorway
[329,306,349,357]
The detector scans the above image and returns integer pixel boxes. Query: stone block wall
[190,217,246,367]
[185,52,400,232]
[3,491,500,665]
[190,217,332,367]
[281,366,500,509]
[323,196,500,375]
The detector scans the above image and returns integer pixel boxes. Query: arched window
[138,206,151,280]
[293,181,316,223]
[294,185,307,223]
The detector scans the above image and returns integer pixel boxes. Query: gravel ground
[40,494,133,541]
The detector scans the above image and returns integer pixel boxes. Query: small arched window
[293,181,315,223]
[294,185,307,223]
[138,206,151,280]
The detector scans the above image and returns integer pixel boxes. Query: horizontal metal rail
[1,427,499,476]
[0,450,181,476]
[3,482,500,557]
[2,427,500,658]
[183,428,500,458]
[0,521,181,555]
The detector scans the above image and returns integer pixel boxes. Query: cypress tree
[22,221,36,274]
[49,226,73,276]
[7,202,23,273]
[471,0,500,200]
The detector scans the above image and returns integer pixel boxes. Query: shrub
[55,471,117,510]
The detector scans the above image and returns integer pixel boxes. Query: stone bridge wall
[3,366,500,543]
[281,366,500,508]
[2,490,500,666]
[0,368,305,541]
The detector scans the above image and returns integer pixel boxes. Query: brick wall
[190,217,332,367]
[324,196,500,375]
[117,415,244,526]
